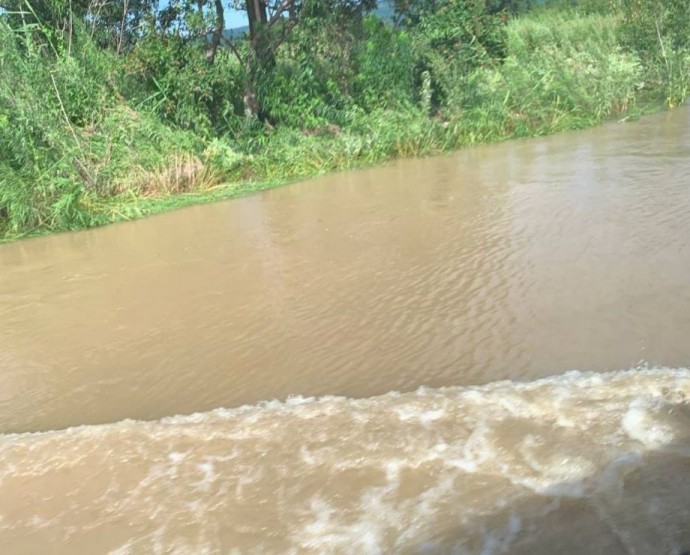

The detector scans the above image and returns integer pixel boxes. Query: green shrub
[449,12,642,138]
[125,37,245,136]
[351,17,417,111]
[0,17,207,237]
[621,0,690,106]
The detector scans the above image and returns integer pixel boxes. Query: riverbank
[2,8,687,242]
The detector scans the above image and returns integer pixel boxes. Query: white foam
[195,461,216,492]
[3,366,690,554]
[2,366,689,440]
[622,399,675,449]
[168,451,185,463]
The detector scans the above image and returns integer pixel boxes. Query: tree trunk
[246,0,268,39]
[116,0,129,54]
[243,82,260,118]
[243,0,275,118]
[206,0,224,63]
[246,0,274,65]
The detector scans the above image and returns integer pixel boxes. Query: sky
[0,3,248,27]
[159,1,249,29]
[216,6,248,28]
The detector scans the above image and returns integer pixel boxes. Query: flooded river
[1,108,690,553]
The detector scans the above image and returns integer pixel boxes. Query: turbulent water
[2,108,690,553]
[2,369,690,554]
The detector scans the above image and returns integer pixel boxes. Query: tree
[622,0,690,56]
[0,0,159,52]
[206,0,224,63]
[225,0,375,117]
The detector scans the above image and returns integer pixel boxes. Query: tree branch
[116,0,129,54]
[222,35,247,68]
[269,14,298,55]
[266,0,295,28]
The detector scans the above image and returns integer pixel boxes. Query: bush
[351,17,417,111]
[0,18,209,237]
[621,0,690,56]
[405,0,508,112]
[447,12,642,138]
[125,37,245,136]
[620,0,690,106]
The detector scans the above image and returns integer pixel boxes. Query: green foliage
[538,0,622,13]
[485,0,535,13]
[256,56,346,128]
[352,17,416,110]
[2,0,690,241]
[0,16,88,234]
[414,0,506,62]
[403,0,508,112]
[255,8,365,127]
[621,0,690,55]
[125,37,245,136]
[0,17,204,237]
[230,108,453,181]
[2,0,159,51]
[455,13,642,138]
[620,0,690,106]
[203,138,248,174]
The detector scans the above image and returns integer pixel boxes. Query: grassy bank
[1,5,688,242]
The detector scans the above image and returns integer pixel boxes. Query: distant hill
[222,26,249,39]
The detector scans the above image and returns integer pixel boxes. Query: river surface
[1,108,690,553]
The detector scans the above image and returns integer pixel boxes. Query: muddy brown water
[1,108,690,553]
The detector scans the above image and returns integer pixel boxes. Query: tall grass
[0,17,214,239]
[451,12,643,138]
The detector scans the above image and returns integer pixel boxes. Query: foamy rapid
[2,367,690,554]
